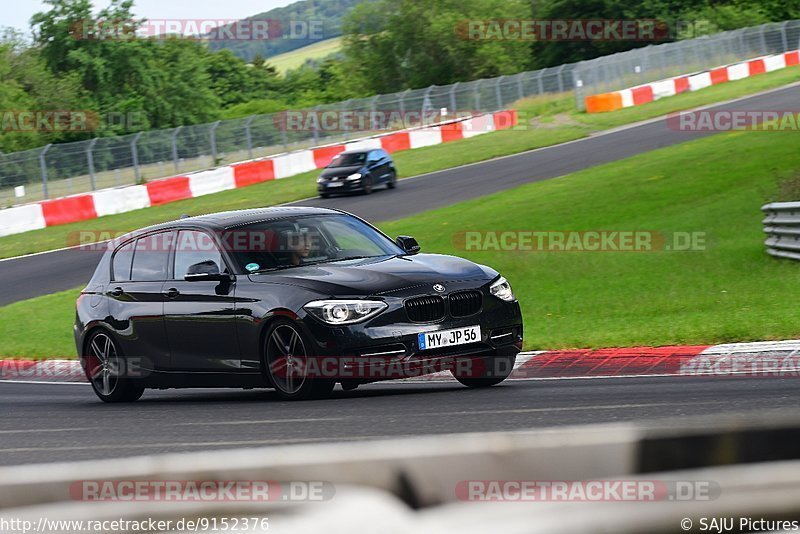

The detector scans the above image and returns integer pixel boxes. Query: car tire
[362,176,373,195]
[452,354,516,388]
[83,331,145,403]
[386,170,397,189]
[263,319,335,401]
[319,192,330,199]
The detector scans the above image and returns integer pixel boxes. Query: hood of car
[247,253,496,296]
[319,165,363,179]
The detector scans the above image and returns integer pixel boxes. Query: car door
[106,232,173,373]
[162,229,241,372]
[366,150,386,184]
[372,149,392,184]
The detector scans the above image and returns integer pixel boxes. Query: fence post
[244,116,255,160]
[312,105,321,145]
[39,144,52,200]
[516,73,524,101]
[449,82,459,114]
[572,63,584,110]
[370,95,380,131]
[536,69,545,95]
[340,100,351,142]
[419,86,433,127]
[171,126,182,172]
[759,26,768,55]
[557,64,566,93]
[86,138,98,191]
[781,21,790,51]
[398,89,410,116]
[473,80,482,111]
[209,121,221,165]
[131,132,143,183]
[494,76,504,110]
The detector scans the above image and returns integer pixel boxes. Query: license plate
[418,325,481,350]
[326,181,343,187]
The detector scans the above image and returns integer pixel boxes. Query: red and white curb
[0,111,518,239]
[585,50,800,112]
[3,339,800,385]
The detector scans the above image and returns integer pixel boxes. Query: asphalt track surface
[1,375,799,466]
[2,83,799,306]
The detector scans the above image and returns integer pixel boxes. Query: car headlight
[489,276,516,302]
[316,177,325,183]
[345,173,362,181]
[304,299,387,325]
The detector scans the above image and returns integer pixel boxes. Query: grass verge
[266,37,343,74]
[4,127,800,358]
[1,64,799,260]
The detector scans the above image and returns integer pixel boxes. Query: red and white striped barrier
[5,339,799,384]
[585,50,800,113]
[0,111,517,239]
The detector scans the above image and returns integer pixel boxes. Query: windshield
[223,214,404,273]
[327,152,367,168]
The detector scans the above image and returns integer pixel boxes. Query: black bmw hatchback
[75,207,523,402]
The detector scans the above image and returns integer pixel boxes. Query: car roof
[117,206,344,242]
[337,148,382,155]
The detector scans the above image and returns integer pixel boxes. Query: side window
[174,230,225,279]
[131,233,172,282]
[112,241,135,281]
[378,149,389,160]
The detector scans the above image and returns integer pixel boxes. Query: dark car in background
[74,207,523,402]
[317,149,397,197]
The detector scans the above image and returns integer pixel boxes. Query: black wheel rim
[266,324,308,395]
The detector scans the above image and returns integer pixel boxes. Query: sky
[3,0,296,34]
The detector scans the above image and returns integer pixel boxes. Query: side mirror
[396,235,421,255]
[184,260,228,281]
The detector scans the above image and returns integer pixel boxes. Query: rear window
[112,241,135,281]
[131,233,173,281]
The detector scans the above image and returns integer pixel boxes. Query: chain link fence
[2,20,800,207]
[0,65,576,208]
[572,20,800,109]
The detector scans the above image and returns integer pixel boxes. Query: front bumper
[297,280,523,382]
[317,178,365,194]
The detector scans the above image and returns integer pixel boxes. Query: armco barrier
[40,195,97,227]
[585,50,800,113]
[4,417,800,533]
[0,203,46,237]
[187,167,236,198]
[0,111,515,239]
[232,159,275,187]
[762,201,800,261]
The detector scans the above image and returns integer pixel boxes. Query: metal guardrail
[5,415,800,533]
[762,201,800,261]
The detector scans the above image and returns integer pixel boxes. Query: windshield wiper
[251,256,376,274]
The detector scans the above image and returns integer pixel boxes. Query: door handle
[109,287,124,297]
[163,287,180,299]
